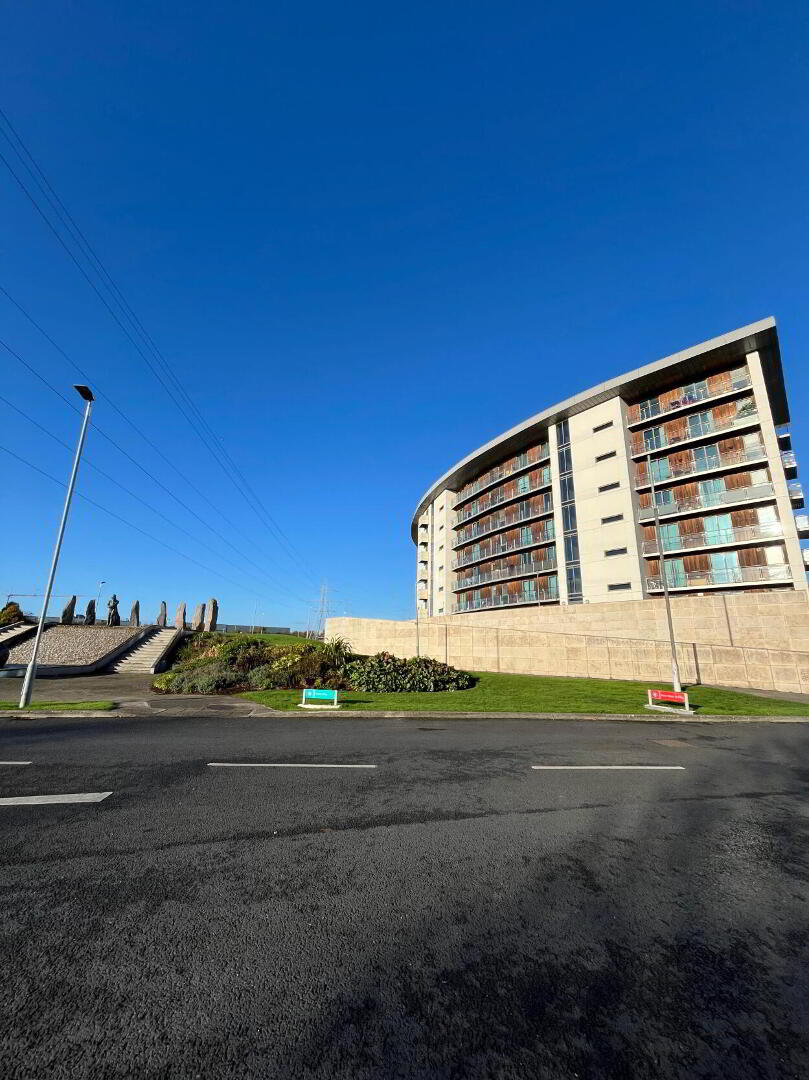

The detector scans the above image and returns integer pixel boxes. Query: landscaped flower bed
[152,632,474,695]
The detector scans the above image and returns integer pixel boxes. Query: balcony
[641,520,784,556]
[647,564,792,592]
[631,404,759,459]
[796,514,809,538]
[453,498,553,549]
[628,372,752,428]
[635,444,768,490]
[452,588,559,613]
[637,482,776,522]
[452,535,555,570]
[782,450,798,474]
[454,472,552,527]
[453,556,558,592]
[452,447,550,509]
[789,481,804,508]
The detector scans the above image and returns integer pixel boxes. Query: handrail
[642,521,784,555]
[453,557,558,591]
[631,402,758,457]
[454,470,552,526]
[453,497,553,548]
[453,588,559,613]
[452,446,550,507]
[646,564,792,590]
[638,482,775,520]
[635,444,767,487]
[632,372,751,423]
[452,534,555,569]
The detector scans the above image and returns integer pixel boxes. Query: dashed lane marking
[531,765,685,771]
[0,761,32,766]
[0,792,112,806]
[207,762,377,769]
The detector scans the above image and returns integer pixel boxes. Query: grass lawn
[214,632,309,646]
[241,670,809,717]
[0,700,117,712]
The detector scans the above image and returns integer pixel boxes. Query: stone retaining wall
[326,590,809,695]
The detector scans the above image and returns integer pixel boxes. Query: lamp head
[74,385,94,402]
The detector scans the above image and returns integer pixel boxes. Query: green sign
[303,688,338,701]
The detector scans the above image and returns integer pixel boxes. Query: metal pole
[20,391,94,707]
[95,579,105,610]
[647,451,682,692]
[415,580,420,657]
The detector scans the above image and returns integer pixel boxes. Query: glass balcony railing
[452,587,559,613]
[453,555,558,591]
[453,498,553,548]
[641,520,784,555]
[633,403,758,457]
[788,481,804,499]
[452,534,555,570]
[633,373,752,424]
[781,450,797,469]
[454,471,552,526]
[795,514,809,533]
[635,444,767,487]
[647,564,792,591]
[638,482,775,520]
[452,447,550,508]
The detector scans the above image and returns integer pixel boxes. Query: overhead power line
[0,390,311,608]
[0,108,318,587]
[0,335,311,605]
[0,442,308,608]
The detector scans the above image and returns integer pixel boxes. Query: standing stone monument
[84,598,96,626]
[205,598,219,632]
[61,595,76,624]
[175,602,186,630]
[107,595,121,626]
[130,600,140,628]
[191,602,206,631]
[156,601,167,627]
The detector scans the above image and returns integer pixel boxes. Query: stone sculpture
[61,595,76,624]
[176,602,186,630]
[192,603,205,631]
[130,600,140,628]
[156,601,167,627]
[205,598,219,632]
[107,594,121,626]
[84,599,96,626]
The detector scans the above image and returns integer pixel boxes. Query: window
[520,526,533,545]
[562,504,577,533]
[593,421,613,433]
[644,426,663,451]
[564,535,579,562]
[596,451,617,463]
[660,522,681,551]
[608,582,631,591]
[598,482,620,493]
[560,476,575,502]
[688,411,713,438]
[518,474,531,493]
[438,586,443,592]
[664,558,686,587]
[438,565,443,572]
[557,419,570,446]
[439,544,443,552]
[439,524,444,531]
[650,456,672,483]
[605,547,627,557]
[693,444,720,472]
[557,446,573,474]
[602,513,624,524]
[566,565,582,597]
[655,488,674,507]
[438,608,444,614]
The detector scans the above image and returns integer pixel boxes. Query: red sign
[650,689,687,704]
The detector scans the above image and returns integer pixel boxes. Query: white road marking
[207,762,377,769]
[0,792,112,806]
[0,761,32,766]
[531,765,685,771]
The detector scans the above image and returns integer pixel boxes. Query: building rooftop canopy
[412,317,784,540]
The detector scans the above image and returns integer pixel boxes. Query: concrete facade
[412,319,807,615]
[326,587,809,694]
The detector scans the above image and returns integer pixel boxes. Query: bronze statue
[107,594,120,626]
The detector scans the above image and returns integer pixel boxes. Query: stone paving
[6,626,140,665]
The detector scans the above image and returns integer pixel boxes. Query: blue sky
[2,2,808,628]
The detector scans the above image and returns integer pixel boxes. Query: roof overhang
[411,318,785,541]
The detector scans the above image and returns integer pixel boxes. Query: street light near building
[19,386,95,708]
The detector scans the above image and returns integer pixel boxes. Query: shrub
[0,601,23,627]
[344,652,474,693]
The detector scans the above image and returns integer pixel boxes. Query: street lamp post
[647,451,682,693]
[19,386,95,708]
[95,579,106,611]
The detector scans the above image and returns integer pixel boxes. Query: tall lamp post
[647,451,682,693]
[19,386,94,708]
[95,579,106,611]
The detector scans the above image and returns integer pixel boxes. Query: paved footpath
[1,712,808,1079]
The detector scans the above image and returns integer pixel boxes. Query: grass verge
[0,700,117,712]
[241,671,809,717]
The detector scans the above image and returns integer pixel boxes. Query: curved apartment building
[412,319,808,615]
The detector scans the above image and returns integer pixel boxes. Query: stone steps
[110,628,179,673]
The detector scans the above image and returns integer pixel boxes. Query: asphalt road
[1,713,808,1079]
